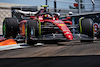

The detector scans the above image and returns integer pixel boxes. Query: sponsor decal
[59,24,65,26]
[39,17,43,20]
[93,23,98,34]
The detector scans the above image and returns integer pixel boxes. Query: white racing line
[0,43,44,51]
[0,43,30,51]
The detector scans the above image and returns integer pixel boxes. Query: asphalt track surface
[0,40,100,67]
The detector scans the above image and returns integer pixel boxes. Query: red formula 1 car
[2,6,73,45]
[2,5,94,45]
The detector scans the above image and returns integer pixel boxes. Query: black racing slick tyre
[25,20,39,45]
[96,30,100,38]
[3,18,19,38]
[79,18,94,42]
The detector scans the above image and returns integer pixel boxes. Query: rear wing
[11,6,42,21]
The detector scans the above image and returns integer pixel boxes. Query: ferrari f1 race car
[2,5,94,45]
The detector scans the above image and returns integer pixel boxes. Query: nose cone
[65,34,73,40]
[64,31,73,40]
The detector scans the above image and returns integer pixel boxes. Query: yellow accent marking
[41,5,48,7]
[79,17,85,33]
[59,24,65,26]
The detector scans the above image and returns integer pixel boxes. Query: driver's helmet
[44,14,52,19]
[56,13,60,16]
[40,5,49,12]
[54,13,60,17]
[69,11,73,15]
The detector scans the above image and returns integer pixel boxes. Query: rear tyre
[25,19,39,45]
[79,18,94,42]
[3,18,19,38]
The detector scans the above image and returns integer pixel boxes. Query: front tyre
[79,18,94,42]
[25,19,39,45]
[3,18,19,38]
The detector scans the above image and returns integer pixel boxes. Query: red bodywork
[44,20,73,40]
[19,14,73,40]
[61,16,72,25]
[19,20,27,36]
